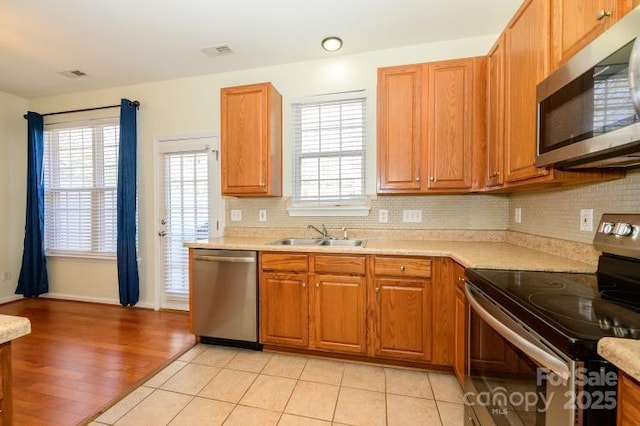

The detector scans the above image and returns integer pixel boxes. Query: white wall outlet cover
[402,209,422,223]
[379,209,389,223]
[515,208,522,224]
[258,209,267,222]
[580,208,594,232]
[230,209,242,222]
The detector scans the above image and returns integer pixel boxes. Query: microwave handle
[630,36,640,116]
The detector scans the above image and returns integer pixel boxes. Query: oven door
[464,282,578,426]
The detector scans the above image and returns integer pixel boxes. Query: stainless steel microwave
[536,7,640,169]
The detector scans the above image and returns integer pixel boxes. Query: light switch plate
[515,208,522,224]
[230,209,242,222]
[379,209,388,223]
[258,209,267,222]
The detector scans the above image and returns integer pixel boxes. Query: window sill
[287,198,371,217]
[46,252,117,261]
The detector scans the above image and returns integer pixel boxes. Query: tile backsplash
[509,170,640,244]
[225,194,509,231]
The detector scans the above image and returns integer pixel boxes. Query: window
[43,118,120,257]
[290,91,369,216]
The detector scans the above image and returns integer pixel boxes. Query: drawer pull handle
[400,266,406,271]
[596,9,611,20]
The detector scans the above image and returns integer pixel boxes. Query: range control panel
[594,214,640,259]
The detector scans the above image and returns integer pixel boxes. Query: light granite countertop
[598,338,640,382]
[0,314,31,344]
[186,236,596,273]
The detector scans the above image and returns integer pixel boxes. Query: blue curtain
[117,99,140,306]
[16,112,49,297]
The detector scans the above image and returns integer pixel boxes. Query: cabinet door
[377,64,424,193]
[618,371,640,426]
[431,258,455,366]
[312,274,366,354]
[426,59,473,190]
[486,36,505,187]
[551,0,633,70]
[504,0,551,183]
[453,263,466,386]
[221,83,282,196]
[373,277,431,361]
[259,272,308,347]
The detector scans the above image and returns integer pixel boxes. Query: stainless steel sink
[268,238,366,247]
[318,239,366,247]
[268,238,322,246]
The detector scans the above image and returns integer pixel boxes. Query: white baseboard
[0,295,24,305]
[41,293,156,309]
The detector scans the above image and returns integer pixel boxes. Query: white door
[156,136,221,310]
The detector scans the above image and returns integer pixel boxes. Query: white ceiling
[0,0,521,99]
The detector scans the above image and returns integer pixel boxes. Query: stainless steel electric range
[464,214,640,426]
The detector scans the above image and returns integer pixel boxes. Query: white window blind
[43,118,119,257]
[163,150,209,299]
[292,92,367,206]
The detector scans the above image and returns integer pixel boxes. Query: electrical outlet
[230,209,242,222]
[580,209,594,232]
[402,209,422,223]
[2,272,10,282]
[515,208,522,224]
[258,209,267,222]
[379,209,389,223]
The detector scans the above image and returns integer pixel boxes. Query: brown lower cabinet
[260,252,458,368]
[259,252,367,354]
[453,262,466,386]
[618,371,640,426]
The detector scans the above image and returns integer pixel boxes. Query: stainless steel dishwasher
[191,249,260,349]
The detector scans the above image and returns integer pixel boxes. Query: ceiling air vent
[59,70,88,78]
[201,44,233,57]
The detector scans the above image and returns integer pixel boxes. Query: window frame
[288,90,370,217]
[43,117,121,259]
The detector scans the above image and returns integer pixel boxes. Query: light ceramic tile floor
[89,344,465,426]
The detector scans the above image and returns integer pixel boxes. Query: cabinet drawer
[374,256,431,278]
[313,255,366,276]
[261,253,308,272]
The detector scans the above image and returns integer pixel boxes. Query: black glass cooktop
[466,268,640,358]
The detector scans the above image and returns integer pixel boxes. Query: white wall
[28,35,497,307]
[0,90,28,302]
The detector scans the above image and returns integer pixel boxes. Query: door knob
[158,231,167,237]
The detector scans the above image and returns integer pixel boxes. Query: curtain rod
[23,100,140,119]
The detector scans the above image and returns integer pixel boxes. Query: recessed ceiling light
[321,37,343,52]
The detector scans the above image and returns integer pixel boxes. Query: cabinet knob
[400,265,406,271]
[491,171,501,178]
[458,276,465,282]
[596,9,611,20]
[261,182,266,187]
[375,287,380,293]
[429,177,435,182]
[302,282,306,288]
[315,282,319,288]
[415,177,420,182]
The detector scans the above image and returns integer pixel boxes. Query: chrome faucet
[308,224,329,238]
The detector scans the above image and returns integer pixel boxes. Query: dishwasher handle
[193,255,256,263]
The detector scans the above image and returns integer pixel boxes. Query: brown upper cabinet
[220,82,282,197]
[504,0,551,184]
[489,0,625,190]
[377,57,486,194]
[550,0,634,71]
[485,35,506,188]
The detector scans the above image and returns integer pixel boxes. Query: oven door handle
[465,282,571,382]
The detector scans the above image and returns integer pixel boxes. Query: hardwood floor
[0,298,195,426]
